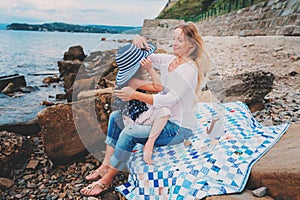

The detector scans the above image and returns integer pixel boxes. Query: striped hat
[115,42,156,87]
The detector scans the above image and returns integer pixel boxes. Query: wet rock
[0,74,26,91]
[42,76,60,84]
[41,101,56,106]
[19,86,40,93]
[2,82,15,94]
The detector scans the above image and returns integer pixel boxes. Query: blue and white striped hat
[115,42,156,87]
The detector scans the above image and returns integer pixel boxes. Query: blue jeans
[105,111,193,170]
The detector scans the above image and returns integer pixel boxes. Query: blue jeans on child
[105,111,193,170]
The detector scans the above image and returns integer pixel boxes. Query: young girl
[114,56,171,165]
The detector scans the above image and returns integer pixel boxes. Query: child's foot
[206,118,220,134]
[143,145,154,165]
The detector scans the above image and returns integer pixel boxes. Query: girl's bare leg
[143,116,169,165]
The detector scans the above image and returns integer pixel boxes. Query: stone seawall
[142,0,300,38]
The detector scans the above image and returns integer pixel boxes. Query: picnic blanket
[115,101,289,200]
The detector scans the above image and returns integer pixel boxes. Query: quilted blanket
[115,101,289,200]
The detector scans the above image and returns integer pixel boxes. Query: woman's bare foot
[85,165,109,181]
[80,179,113,197]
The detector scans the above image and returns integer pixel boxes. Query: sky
[0,0,169,26]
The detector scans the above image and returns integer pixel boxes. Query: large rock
[37,93,112,165]
[63,45,86,61]
[0,118,40,136]
[57,60,83,79]
[58,48,117,102]
[78,87,113,101]
[0,131,33,178]
[84,49,117,78]
[247,122,300,199]
[207,71,275,112]
[0,74,26,91]
[206,189,273,200]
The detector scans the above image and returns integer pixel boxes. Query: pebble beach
[0,35,299,200]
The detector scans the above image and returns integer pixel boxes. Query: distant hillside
[157,0,267,20]
[6,22,141,34]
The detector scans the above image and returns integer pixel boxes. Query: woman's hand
[133,34,149,49]
[140,57,153,72]
[114,87,135,101]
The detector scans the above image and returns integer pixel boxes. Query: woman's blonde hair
[175,22,211,95]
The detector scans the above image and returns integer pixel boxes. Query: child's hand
[143,142,154,165]
[114,87,135,101]
[140,57,153,71]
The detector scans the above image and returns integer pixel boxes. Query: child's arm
[128,57,163,93]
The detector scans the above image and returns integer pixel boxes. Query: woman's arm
[114,87,154,105]
[127,57,163,92]
[116,64,198,106]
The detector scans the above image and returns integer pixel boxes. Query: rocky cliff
[145,0,300,37]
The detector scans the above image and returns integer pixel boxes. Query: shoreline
[0,35,299,199]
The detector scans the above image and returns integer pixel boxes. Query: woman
[80,22,210,197]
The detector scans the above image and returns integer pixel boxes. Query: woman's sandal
[80,181,113,197]
[85,169,107,181]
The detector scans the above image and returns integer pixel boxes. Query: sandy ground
[157,36,300,125]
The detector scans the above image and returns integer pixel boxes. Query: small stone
[252,186,267,197]
[27,182,36,189]
[0,177,14,189]
[15,194,23,199]
[33,137,40,145]
[26,159,39,170]
[274,47,283,51]
[51,195,59,200]
[87,197,98,200]
[59,191,67,198]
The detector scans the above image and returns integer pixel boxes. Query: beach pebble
[252,186,267,197]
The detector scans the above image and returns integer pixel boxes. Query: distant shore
[5,22,142,34]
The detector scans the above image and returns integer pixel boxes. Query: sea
[0,30,135,125]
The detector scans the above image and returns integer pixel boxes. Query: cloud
[0,0,168,26]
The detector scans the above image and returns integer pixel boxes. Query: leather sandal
[80,181,113,197]
[85,169,107,181]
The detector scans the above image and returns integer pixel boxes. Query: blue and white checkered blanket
[115,101,289,200]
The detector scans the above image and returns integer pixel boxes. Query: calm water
[0,30,134,124]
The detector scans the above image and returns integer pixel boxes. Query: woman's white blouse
[149,53,198,130]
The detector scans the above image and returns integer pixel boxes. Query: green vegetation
[157,0,267,22]
[6,22,141,34]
